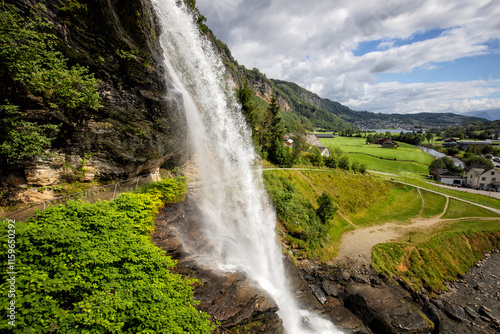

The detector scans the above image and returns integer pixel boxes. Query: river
[416,145,464,168]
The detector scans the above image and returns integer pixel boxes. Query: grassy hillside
[319,136,432,176]
[263,167,500,296]
[263,169,423,260]
[372,223,500,294]
[420,190,447,218]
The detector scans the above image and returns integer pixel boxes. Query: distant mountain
[203,23,487,131]
[270,80,487,129]
[461,110,500,121]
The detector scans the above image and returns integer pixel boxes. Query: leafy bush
[0,104,59,160]
[0,4,102,111]
[316,192,337,223]
[0,178,213,333]
[137,176,188,204]
[263,173,328,251]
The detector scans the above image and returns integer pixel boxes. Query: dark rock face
[154,196,283,333]
[345,284,434,334]
[2,0,188,182]
[296,258,439,334]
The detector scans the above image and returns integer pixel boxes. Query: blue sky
[197,0,500,117]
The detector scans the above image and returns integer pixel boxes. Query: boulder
[194,270,283,333]
[328,307,373,334]
[442,303,467,322]
[322,280,338,297]
[345,283,434,334]
[342,271,351,281]
[310,284,327,304]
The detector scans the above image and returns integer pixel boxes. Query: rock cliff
[1,0,188,190]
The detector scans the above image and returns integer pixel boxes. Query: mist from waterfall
[151,1,341,333]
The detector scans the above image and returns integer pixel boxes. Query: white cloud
[345,80,500,114]
[197,0,500,115]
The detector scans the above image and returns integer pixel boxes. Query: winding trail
[263,167,500,265]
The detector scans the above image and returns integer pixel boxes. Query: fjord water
[151,1,340,333]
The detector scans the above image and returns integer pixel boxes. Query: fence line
[1,174,158,222]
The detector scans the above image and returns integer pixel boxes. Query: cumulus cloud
[196,0,500,114]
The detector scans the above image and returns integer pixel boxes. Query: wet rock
[310,284,327,304]
[353,274,369,284]
[195,271,282,332]
[442,303,467,322]
[328,307,372,334]
[479,305,498,323]
[422,304,441,332]
[154,198,283,333]
[322,280,338,297]
[345,283,434,334]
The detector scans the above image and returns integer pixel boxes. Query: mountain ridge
[198,15,488,131]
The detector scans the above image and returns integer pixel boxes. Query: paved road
[368,169,500,199]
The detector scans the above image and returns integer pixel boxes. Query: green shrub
[0,178,213,333]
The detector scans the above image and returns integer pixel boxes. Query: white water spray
[151,1,341,333]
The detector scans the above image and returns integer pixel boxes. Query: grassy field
[420,190,447,218]
[263,169,424,259]
[319,136,432,176]
[382,175,500,211]
[442,198,500,219]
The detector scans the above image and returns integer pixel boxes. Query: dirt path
[336,214,499,265]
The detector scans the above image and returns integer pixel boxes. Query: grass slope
[319,136,432,176]
[372,220,500,294]
[442,198,500,219]
[420,190,447,218]
[263,169,423,260]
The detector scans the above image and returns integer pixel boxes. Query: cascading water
[151,1,342,333]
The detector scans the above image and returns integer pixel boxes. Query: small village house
[429,168,462,186]
[463,165,500,190]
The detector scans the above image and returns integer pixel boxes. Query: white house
[319,147,330,157]
[463,165,500,190]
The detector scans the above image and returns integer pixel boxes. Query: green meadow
[319,136,433,176]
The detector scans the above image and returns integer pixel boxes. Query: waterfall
[151,1,341,333]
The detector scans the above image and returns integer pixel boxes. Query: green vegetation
[0,178,214,333]
[372,224,500,294]
[298,170,421,226]
[0,2,101,161]
[319,136,432,176]
[263,169,426,259]
[316,192,337,224]
[428,156,462,174]
[419,190,447,218]
[390,175,500,211]
[263,172,330,257]
[0,103,59,160]
[442,198,500,219]
[350,186,421,226]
